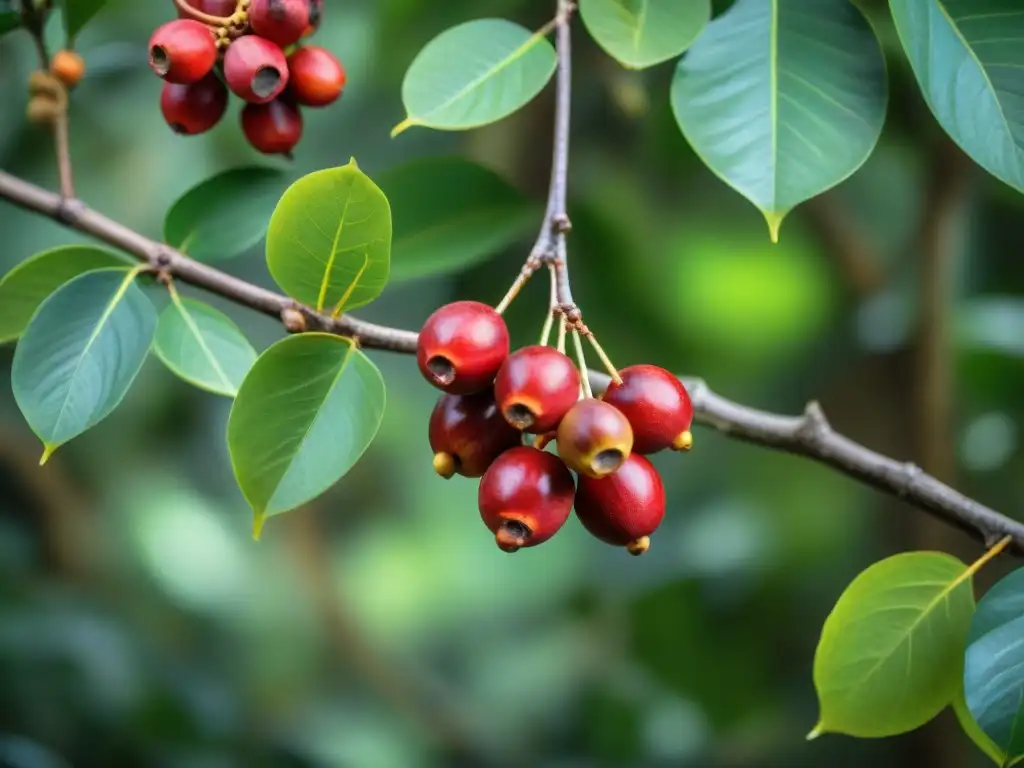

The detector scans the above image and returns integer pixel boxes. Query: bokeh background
[1,1,1022,766]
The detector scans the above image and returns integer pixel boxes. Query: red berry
[429,389,522,479]
[574,453,666,555]
[304,0,323,36]
[602,365,694,454]
[223,35,289,104]
[556,398,633,479]
[494,346,580,433]
[160,73,228,135]
[241,98,303,155]
[478,446,575,553]
[416,301,510,395]
[249,0,311,47]
[179,0,236,16]
[148,19,218,85]
[287,46,345,107]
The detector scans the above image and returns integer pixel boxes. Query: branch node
[552,213,572,234]
[983,530,1005,550]
[53,196,84,224]
[799,401,832,439]
[154,247,174,269]
[281,306,308,334]
[897,462,923,497]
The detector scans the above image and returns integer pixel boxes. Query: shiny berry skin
[556,398,633,479]
[241,99,303,155]
[494,346,580,433]
[224,35,290,104]
[575,453,666,555]
[416,301,510,395]
[160,74,228,135]
[148,20,217,85]
[478,446,575,553]
[249,0,311,47]
[50,50,85,89]
[178,0,236,15]
[287,46,345,107]
[601,365,694,454]
[428,389,522,479]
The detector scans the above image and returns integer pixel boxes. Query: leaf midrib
[171,299,235,393]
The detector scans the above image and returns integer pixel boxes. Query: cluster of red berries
[417,301,694,556]
[148,0,344,156]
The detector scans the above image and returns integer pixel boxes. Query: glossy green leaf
[61,0,107,42]
[579,0,710,69]
[152,296,257,398]
[670,0,887,241]
[0,245,129,343]
[164,167,286,262]
[392,19,557,135]
[890,0,1024,194]
[964,567,1024,764]
[954,682,1007,766]
[378,157,540,280]
[266,159,392,313]
[12,268,157,462]
[227,333,386,536]
[810,551,975,738]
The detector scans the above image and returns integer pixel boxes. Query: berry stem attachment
[586,332,622,386]
[572,329,593,399]
[494,261,538,315]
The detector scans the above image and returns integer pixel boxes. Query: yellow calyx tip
[390,117,417,138]
[39,444,58,466]
[627,536,650,556]
[252,512,267,541]
[672,431,693,452]
[805,722,826,741]
[432,451,457,479]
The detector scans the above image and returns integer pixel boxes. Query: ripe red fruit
[556,398,633,479]
[241,98,303,155]
[478,446,575,553]
[50,50,86,88]
[148,19,218,85]
[428,389,522,479]
[416,301,510,395]
[178,0,236,16]
[574,453,666,555]
[223,35,289,104]
[249,0,311,47]
[494,346,580,433]
[304,0,323,36]
[287,46,345,107]
[160,74,228,135]
[601,365,694,454]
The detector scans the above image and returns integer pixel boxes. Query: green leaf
[579,0,710,69]
[0,8,19,37]
[0,245,129,344]
[964,567,1024,764]
[266,159,392,313]
[152,295,257,398]
[670,0,887,241]
[164,167,286,262]
[226,333,386,536]
[954,682,1007,766]
[377,157,540,281]
[810,551,976,739]
[61,0,107,42]
[392,18,557,135]
[890,1,1024,194]
[12,268,157,462]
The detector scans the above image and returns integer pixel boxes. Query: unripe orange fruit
[50,50,86,88]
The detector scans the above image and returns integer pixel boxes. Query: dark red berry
[556,398,633,479]
[148,19,218,85]
[249,0,311,47]
[494,346,580,433]
[416,301,510,395]
[429,389,522,479]
[478,446,575,553]
[287,46,345,107]
[160,73,228,135]
[241,98,303,155]
[223,35,289,104]
[179,0,236,16]
[574,453,666,555]
[602,365,694,454]
[304,0,323,35]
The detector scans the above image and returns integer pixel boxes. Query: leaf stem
[965,535,1013,579]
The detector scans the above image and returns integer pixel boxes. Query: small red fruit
[50,50,86,89]
[179,0,236,16]
[429,389,522,479]
[241,98,303,155]
[601,365,694,454]
[478,446,575,553]
[494,346,580,433]
[148,19,218,84]
[416,301,510,395]
[160,74,228,135]
[304,0,323,36]
[287,46,345,107]
[574,453,666,555]
[249,0,311,47]
[223,35,289,104]
[556,398,633,479]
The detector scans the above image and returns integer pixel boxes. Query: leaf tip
[252,511,267,541]
[764,211,786,244]
[805,722,827,741]
[390,117,417,138]
[347,157,360,171]
[39,443,59,466]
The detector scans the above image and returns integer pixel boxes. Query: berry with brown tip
[494,346,580,433]
[429,389,522,479]
[160,73,228,135]
[148,19,218,84]
[240,98,303,155]
[249,0,311,47]
[223,35,289,104]
[416,301,510,395]
[287,46,345,107]
[478,446,575,553]
[574,453,666,555]
[50,50,85,89]
[556,398,633,479]
[601,365,694,454]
